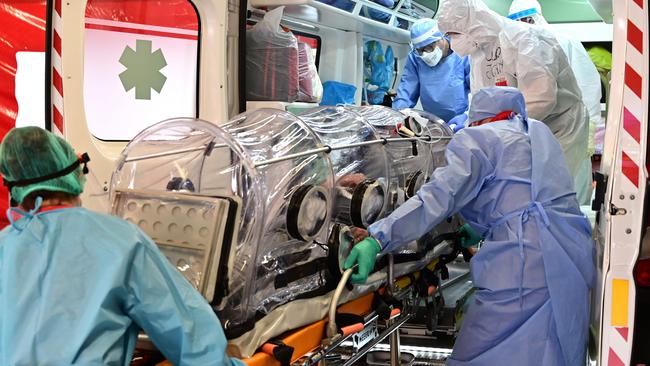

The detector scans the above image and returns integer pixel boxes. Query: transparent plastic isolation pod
[298,106,390,229]
[347,105,434,208]
[110,108,460,358]
[400,108,453,170]
[345,106,458,267]
[298,106,391,275]
[110,111,335,340]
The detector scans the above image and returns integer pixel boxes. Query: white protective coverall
[508,0,603,158]
[437,0,592,204]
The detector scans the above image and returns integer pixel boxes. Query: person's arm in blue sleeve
[463,56,471,93]
[369,131,495,252]
[125,237,245,366]
[392,53,420,110]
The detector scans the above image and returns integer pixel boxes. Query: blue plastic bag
[320,81,357,106]
[364,40,395,105]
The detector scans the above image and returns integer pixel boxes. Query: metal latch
[610,203,627,216]
[592,171,607,211]
[352,318,378,350]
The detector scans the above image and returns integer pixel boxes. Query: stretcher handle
[261,343,277,355]
[261,341,294,366]
[340,323,364,337]
[427,285,436,296]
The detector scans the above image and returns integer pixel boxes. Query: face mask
[449,34,478,57]
[421,47,443,67]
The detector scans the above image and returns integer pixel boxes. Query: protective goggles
[3,153,91,189]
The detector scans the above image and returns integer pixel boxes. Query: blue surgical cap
[468,87,528,123]
[410,19,444,49]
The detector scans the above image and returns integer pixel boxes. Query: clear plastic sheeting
[344,106,452,267]
[400,108,453,170]
[222,109,334,322]
[111,114,335,338]
[246,7,299,102]
[298,106,390,229]
[297,42,323,103]
[111,107,456,354]
[111,118,264,331]
[347,105,434,208]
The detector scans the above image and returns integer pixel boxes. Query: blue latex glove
[458,223,482,248]
[448,113,469,133]
[343,237,382,284]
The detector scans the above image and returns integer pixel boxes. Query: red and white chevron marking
[51,0,64,135]
[607,0,647,365]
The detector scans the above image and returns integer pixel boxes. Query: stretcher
[154,241,468,366]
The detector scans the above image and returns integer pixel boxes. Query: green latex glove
[458,224,482,249]
[343,237,382,284]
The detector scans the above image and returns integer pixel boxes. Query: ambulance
[0,0,647,365]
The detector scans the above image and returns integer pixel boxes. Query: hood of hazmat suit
[437,0,592,204]
[468,86,527,123]
[508,0,602,157]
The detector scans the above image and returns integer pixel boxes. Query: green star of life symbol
[119,39,167,100]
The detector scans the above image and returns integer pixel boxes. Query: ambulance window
[83,0,199,141]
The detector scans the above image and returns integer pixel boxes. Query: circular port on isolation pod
[350,179,386,229]
[287,185,330,241]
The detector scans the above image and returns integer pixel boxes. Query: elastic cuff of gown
[368,227,386,252]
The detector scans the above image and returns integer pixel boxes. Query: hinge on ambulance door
[592,171,608,211]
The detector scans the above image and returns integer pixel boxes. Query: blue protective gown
[392,51,471,122]
[369,116,595,365]
[0,207,244,366]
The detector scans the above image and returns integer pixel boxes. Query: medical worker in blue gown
[0,127,243,366]
[392,18,471,126]
[345,87,596,366]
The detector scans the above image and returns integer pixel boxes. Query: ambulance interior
[9,0,649,364]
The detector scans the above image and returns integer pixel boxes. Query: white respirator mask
[421,47,443,67]
[449,34,478,57]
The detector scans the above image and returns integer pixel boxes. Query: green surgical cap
[0,127,86,204]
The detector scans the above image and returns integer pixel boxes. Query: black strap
[3,153,90,189]
[335,313,365,328]
[266,340,294,366]
[274,257,329,289]
[372,294,392,320]
[416,267,439,297]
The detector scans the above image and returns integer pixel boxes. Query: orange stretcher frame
[241,293,375,366]
[154,294,374,366]
[156,259,440,366]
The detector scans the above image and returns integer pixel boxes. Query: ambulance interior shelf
[249,0,436,40]
[246,101,320,115]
